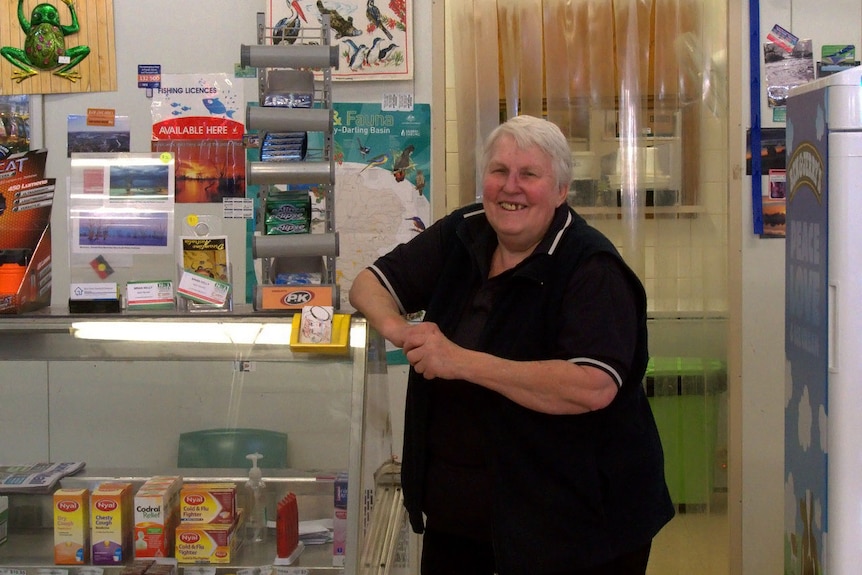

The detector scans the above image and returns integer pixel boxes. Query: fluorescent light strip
[71,321,292,345]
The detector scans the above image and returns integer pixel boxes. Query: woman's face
[482,134,568,251]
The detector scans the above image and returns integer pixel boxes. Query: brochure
[0,461,86,493]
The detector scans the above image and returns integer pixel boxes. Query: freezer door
[826,130,862,573]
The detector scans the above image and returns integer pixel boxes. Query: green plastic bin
[177,428,288,469]
[645,357,726,511]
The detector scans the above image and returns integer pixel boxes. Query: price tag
[273,566,310,575]
[381,92,414,112]
[137,64,162,89]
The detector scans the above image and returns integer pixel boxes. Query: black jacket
[381,203,674,573]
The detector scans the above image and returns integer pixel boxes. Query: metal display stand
[242,14,340,311]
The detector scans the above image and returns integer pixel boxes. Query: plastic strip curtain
[451,0,500,202]
[450,0,709,256]
[613,0,652,277]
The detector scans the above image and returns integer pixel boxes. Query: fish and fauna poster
[266,0,412,81]
[150,73,245,203]
[327,102,431,309]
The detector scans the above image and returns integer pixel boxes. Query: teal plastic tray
[177,428,288,469]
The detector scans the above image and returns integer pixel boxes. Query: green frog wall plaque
[1,0,91,83]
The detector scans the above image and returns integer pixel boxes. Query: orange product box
[54,488,90,565]
[180,482,236,524]
[175,521,239,563]
[133,478,182,558]
[91,481,133,564]
[256,284,334,310]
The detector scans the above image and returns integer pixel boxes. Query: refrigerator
[785,66,862,575]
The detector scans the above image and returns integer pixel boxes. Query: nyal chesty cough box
[54,488,90,564]
[91,481,133,564]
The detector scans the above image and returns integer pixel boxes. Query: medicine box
[180,482,236,524]
[91,481,133,564]
[0,495,8,547]
[134,476,182,558]
[54,488,90,564]
[175,521,239,563]
[333,472,348,567]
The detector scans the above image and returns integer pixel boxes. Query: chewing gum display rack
[243,13,340,312]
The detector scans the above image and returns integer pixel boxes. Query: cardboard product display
[0,149,53,314]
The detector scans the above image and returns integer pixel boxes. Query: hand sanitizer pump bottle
[245,452,267,544]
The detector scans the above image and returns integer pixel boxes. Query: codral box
[134,476,182,558]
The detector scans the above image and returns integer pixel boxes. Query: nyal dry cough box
[91,481,133,564]
[54,488,89,564]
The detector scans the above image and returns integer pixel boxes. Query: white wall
[1,0,434,471]
[739,1,862,573]
[37,0,436,306]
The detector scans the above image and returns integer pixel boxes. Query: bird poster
[0,0,117,96]
[266,0,412,81]
[150,73,246,203]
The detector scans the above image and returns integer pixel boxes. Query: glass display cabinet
[0,309,387,574]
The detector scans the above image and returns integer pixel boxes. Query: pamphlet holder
[176,263,233,313]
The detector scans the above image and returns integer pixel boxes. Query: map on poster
[329,102,430,309]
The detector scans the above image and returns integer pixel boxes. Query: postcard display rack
[243,13,340,312]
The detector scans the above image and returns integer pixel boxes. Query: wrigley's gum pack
[266,194,309,223]
[266,220,310,235]
[54,488,90,564]
[180,483,236,524]
[91,481,133,564]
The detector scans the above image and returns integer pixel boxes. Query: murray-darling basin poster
[324,102,430,313]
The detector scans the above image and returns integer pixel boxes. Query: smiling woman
[349,114,674,574]
[480,116,571,265]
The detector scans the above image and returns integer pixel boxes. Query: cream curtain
[450,0,722,280]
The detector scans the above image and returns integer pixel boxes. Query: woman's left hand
[402,321,465,380]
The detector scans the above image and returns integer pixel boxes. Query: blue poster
[329,103,431,314]
[785,85,828,575]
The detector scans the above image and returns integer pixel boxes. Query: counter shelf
[1,469,343,574]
